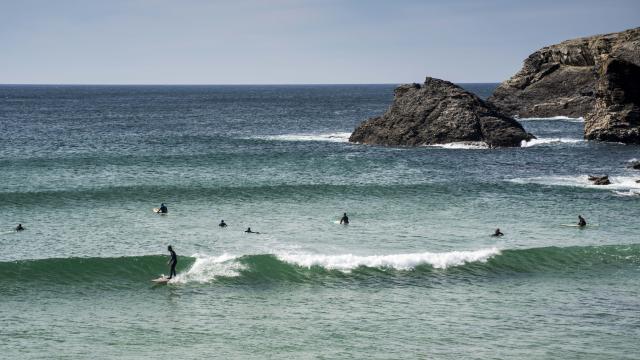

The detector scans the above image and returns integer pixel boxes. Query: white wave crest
[520,137,584,147]
[277,248,500,271]
[517,116,584,122]
[425,142,489,150]
[510,175,640,191]
[170,253,242,284]
[249,132,352,143]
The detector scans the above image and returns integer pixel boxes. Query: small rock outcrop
[629,161,640,170]
[349,77,533,147]
[584,58,640,143]
[489,27,640,119]
[588,175,611,185]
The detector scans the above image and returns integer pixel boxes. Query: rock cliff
[584,58,640,143]
[489,27,640,119]
[349,77,533,147]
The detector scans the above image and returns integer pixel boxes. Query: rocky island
[489,27,639,143]
[349,77,534,147]
[489,27,639,119]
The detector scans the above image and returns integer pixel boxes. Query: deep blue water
[1,84,638,359]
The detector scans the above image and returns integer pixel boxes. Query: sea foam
[517,116,585,122]
[248,132,352,143]
[277,248,500,271]
[510,175,640,191]
[520,137,584,147]
[171,253,242,284]
[425,142,489,150]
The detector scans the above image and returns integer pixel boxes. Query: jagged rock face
[489,27,640,118]
[349,77,533,147]
[584,59,640,143]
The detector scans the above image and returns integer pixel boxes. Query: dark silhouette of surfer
[15,224,25,231]
[340,212,349,225]
[219,220,227,227]
[245,227,260,234]
[491,228,504,237]
[158,203,168,214]
[167,245,177,279]
[577,215,586,227]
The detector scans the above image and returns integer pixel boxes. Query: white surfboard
[151,276,170,284]
[560,224,599,227]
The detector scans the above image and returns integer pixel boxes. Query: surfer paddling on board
[577,215,587,227]
[15,224,25,232]
[219,220,227,227]
[167,245,177,279]
[340,212,349,225]
[158,203,168,214]
[491,228,504,237]
[245,227,260,234]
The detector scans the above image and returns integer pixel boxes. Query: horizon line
[0,81,502,86]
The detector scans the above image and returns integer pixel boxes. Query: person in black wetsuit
[577,215,587,227]
[245,227,260,234]
[159,203,168,214]
[340,212,349,225]
[15,224,25,231]
[219,220,227,227]
[491,228,504,237]
[167,245,177,279]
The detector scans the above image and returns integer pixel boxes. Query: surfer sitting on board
[167,245,177,279]
[491,228,504,237]
[15,224,25,232]
[340,212,349,225]
[219,220,227,227]
[158,203,168,214]
[578,215,586,227]
[245,227,260,234]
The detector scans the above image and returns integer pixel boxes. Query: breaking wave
[2,245,639,289]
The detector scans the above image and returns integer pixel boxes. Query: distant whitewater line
[3,244,640,288]
[246,133,585,149]
[246,132,352,143]
[520,137,584,147]
[517,116,585,122]
[509,175,640,191]
[424,142,489,149]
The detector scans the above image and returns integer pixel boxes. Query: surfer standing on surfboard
[167,246,177,279]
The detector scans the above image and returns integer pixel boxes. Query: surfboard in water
[151,276,170,284]
[153,208,167,214]
[560,224,599,227]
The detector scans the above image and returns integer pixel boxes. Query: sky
[1,0,638,84]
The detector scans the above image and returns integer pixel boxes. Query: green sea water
[1,85,639,359]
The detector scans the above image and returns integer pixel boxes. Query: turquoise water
[1,84,639,359]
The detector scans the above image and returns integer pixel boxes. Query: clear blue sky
[1,0,638,84]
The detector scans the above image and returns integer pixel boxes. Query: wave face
[2,245,638,289]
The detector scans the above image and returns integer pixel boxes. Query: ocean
[1,84,639,359]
